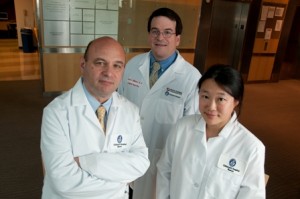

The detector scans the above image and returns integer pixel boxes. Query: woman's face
[199,79,239,130]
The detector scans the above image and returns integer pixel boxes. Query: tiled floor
[0,39,40,81]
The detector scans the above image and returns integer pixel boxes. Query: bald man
[41,37,150,199]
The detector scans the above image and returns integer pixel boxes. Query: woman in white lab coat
[156,64,266,199]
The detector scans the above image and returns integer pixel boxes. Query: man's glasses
[149,29,176,38]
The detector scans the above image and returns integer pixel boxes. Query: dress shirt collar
[82,79,112,113]
[149,51,177,75]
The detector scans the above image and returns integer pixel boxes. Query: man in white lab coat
[41,37,150,199]
[118,8,201,199]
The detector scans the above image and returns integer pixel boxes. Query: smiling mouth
[155,43,166,46]
[205,112,217,118]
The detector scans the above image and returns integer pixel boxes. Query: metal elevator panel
[205,0,250,71]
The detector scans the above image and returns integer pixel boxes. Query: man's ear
[80,57,85,71]
[176,35,181,47]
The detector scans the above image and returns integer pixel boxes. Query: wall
[275,0,300,80]
[194,0,294,82]
[14,0,36,47]
[247,0,289,82]
[37,0,201,93]
[194,0,261,76]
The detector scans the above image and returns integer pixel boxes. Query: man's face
[81,39,125,103]
[148,16,180,61]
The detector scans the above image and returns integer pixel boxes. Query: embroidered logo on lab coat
[164,87,182,98]
[112,134,128,148]
[217,154,246,175]
[229,159,236,167]
[117,135,122,143]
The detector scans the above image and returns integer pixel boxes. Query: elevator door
[205,0,250,71]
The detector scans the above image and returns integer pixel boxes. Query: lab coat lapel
[71,78,99,127]
[198,116,208,148]
[138,57,151,89]
[105,92,119,134]
[149,55,184,94]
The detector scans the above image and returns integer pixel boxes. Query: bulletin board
[39,0,200,48]
[256,2,287,39]
[41,0,119,47]
[248,0,288,82]
[36,0,201,92]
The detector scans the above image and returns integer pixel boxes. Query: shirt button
[141,116,144,120]
[194,183,199,187]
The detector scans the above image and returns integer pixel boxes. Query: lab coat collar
[137,54,150,86]
[139,51,185,93]
[195,115,208,146]
[219,112,238,138]
[70,78,121,134]
[105,92,120,134]
[196,115,206,133]
[71,77,118,108]
[71,77,89,107]
[69,78,99,128]
[196,112,238,140]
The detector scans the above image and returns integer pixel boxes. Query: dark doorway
[280,6,300,80]
[0,0,16,38]
[205,0,250,71]
[194,0,259,76]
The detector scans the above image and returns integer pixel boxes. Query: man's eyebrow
[94,58,105,62]
[115,60,125,65]
[151,27,173,31]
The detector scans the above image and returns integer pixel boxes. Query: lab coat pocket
[156,91,183,123]
[206,166,242,198]
[107,133,131,153]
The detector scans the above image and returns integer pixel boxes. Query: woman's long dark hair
[198,64,244,117]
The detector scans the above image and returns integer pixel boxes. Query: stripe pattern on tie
[149,62,160,88]
[97,105,106,133]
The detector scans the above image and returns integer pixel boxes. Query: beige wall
[14,0,35,47]
[37,0,201,92]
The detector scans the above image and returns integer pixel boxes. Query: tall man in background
[118,7,201,199]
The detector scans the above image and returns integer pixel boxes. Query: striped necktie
[97,105,106,133]
[149,62,160,88]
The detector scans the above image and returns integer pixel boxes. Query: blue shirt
[82,79,112,123]
[150,51,177,78]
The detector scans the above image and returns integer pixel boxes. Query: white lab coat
[157,114,266,199]
[118,51,201,199]
[41,78,150,199]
